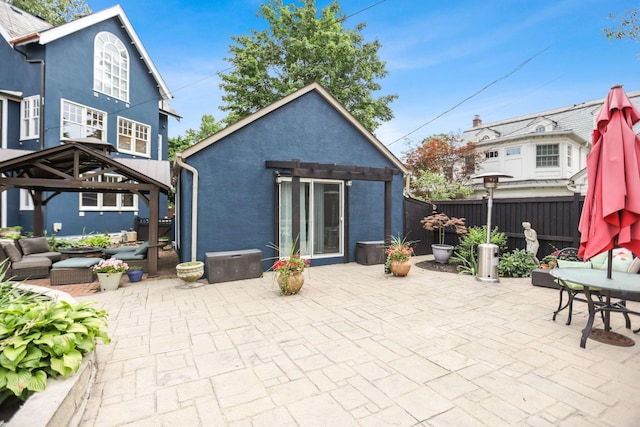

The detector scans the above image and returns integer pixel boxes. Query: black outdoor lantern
[473,172,512,283]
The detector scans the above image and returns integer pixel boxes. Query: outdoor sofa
[0,237,62,280]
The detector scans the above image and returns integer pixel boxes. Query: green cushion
[590,248,634,272]
[52,257,102,268]
[557,259,591,269]
[134,242,149,256]
[590,252,609,270]
[113,253,145,261]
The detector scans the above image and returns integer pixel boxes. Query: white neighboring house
[461,90,640,198]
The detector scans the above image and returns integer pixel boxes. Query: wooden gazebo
[0,138,170,275]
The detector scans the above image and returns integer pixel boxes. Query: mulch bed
[415,259,460,274]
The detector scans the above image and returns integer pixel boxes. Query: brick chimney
[473,115,482,127]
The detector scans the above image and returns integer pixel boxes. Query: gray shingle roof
[0,2,52,40]
[463,90,640,146]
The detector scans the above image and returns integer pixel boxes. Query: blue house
[0,3,177,236]
[174,83,408,269]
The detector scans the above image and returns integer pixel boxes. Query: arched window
[535,125,546,133]
[94,32,129,101]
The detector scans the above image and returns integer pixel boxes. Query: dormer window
[94,32,129,102]
[535,125,545,133]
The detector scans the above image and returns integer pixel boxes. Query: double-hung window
[61,100,106,140]
[94,32,129,102]
[80,174,136,211]
[20,95,40,140]
[117,117,150,156]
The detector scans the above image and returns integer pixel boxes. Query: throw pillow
[134,242,149,256]
[19,237,50,256]
[628,257,640,274]
[2,243,22,262]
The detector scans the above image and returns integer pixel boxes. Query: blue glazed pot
[127,269,144,282]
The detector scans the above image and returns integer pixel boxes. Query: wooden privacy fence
[404,195,584,259]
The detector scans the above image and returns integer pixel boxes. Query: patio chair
[552,247,603,325]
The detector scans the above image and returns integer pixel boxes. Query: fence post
[572,192,581,247]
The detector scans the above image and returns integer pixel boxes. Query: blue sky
[91,0,640,157]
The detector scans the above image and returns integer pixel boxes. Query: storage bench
[206,249,263,283]
[50,257,102,285]
[356,241,385,265]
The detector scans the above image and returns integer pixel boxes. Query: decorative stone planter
[176,261,204,288]
[97,272,123,291]
[277,271,304,295]
[432,244,454,264]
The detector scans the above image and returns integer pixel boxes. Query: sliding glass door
[279,179,343,258]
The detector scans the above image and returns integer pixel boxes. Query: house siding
[178,90,404,268]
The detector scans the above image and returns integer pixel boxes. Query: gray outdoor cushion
[134,242,149,256]
[19,237,50,256]
[2,243,22,262]
[23,252,62,263]
[113,252,145,261]
[104,246,138,256]
[52,257,102,268]
[13,256,51,269]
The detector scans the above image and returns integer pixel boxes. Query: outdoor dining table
[550,268,640,348]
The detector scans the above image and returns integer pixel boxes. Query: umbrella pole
[607,249,613,279]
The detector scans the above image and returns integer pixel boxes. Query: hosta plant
[498,249,538,277]
[0,266,110,404]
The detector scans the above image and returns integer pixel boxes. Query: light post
[472,172,512,283]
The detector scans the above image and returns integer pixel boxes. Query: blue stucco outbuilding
[174,83,408,270]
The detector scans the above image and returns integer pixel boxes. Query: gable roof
[181,82,408,175]
[0,2,52,41]
[7,4,171,100]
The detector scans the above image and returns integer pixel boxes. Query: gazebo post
[148,188,159,277]
[33,190,44,236]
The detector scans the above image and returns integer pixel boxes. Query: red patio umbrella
[578,85,640,273]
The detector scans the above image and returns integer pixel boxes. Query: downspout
[174,153,198,262]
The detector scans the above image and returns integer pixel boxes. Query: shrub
[450,226,507,275]
[0,268,110,404]
[79,232,112,248]
[499,249,538,277]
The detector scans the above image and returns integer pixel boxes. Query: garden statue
[522,221,539,263]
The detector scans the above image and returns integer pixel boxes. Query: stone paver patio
[76,256,640,426]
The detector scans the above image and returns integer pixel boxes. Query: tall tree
[9,0,91,26]
[604,9,640,42]
[403,133,482,201]
[218,0,396,131]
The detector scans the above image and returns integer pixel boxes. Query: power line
[386,46,552,146]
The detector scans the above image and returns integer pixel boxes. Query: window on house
[505,147,521,156]
[94,32,129,102]
[536,144,559,167]
[20,189,33,211]
[80,174,137,210]
[485,150,499,159]
[535,125,546,133]
[481,135,490,141]
[117,117,150,156]
[20,95,39,139]
[567,145,572,167]
[61,100,106,140]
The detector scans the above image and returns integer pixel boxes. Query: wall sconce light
[345,180,352,187]
[275,176,282,184]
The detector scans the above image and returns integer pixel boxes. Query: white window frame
[536,144,559,167]
[94,32,129,102]
[567,145,573,167]
[79,173,138,211]
[485,150,499,159]
[505,147,521,156]
[20,189,33,211]
[117,116,151,157]
[20,95,40,140]
[61,99,107,140]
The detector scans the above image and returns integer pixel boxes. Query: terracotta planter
[390,259,412,277]
[97,272,123,291]
[277,271,304,295]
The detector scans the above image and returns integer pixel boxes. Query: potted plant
[268,239,310,295]
[421,212,467,264]
[126,265,144,282]
[92,258,129,291]
[384,235,414,276]
[176,261,205,288]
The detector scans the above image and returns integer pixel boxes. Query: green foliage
[0,269,110,403]
[450,226,507,274]
[9,0,91,26]
[78,233,111,249]
[604,9,640,41]
[218,0,396,131]
[168,114,222,163]
[499,249,538,278]
[410,170,473,202]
